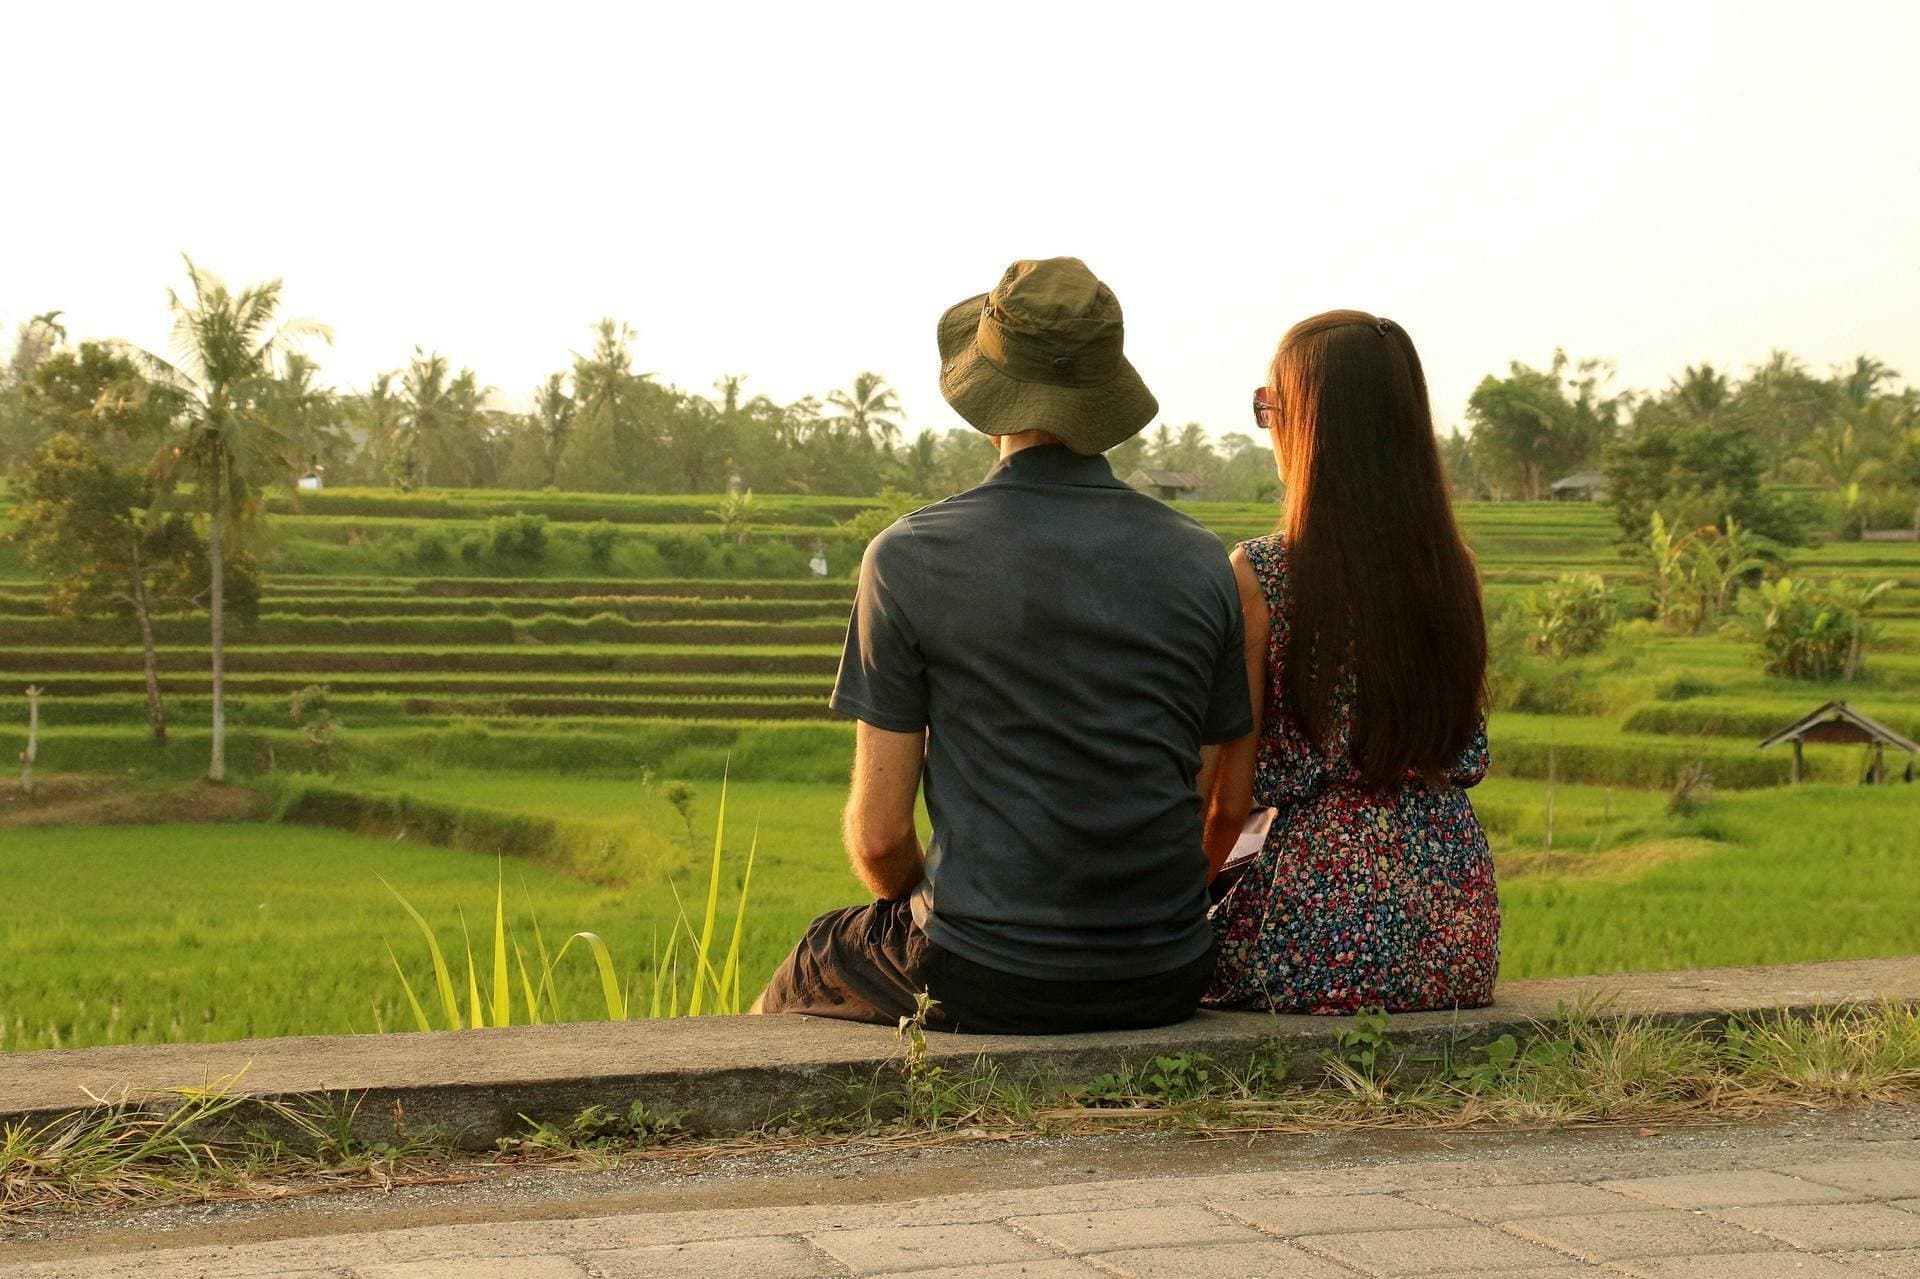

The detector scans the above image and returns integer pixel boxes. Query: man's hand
[844,721,926,900]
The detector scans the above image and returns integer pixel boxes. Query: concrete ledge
[2,957,1915,1148]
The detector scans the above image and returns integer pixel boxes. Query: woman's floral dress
[1206,534,1500,1013]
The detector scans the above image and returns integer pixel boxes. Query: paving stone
[1006,1205,1256,1254]
[586,1236,835,1278]
[1416,1270,1593,1279]
[1609,1256,1863,1279]
[1405,1181,1643,1221]
[1091,1240,1357,1278]
[1504,1209,1775,1261]
[1713,1202,1920,1251]
[1295,1225,1570,1275]
[1216,1193,1465,1236]
[1831,1250,1920,1277]
[1599,1170,1863,1209]
[1780,1157,1920,1201]
[808,1223,1052,1273]
[354,1259,588,1279]
[865,1263,1101,1279]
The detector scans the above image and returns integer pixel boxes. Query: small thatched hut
[1756,701,1918,785]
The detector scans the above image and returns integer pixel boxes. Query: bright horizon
[5,1,1917,439]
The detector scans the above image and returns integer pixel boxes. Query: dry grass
[1496,836,1720,879]
[0,776,270,828]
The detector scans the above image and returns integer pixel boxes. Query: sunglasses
[1252,386,1276,431]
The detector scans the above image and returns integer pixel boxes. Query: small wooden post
[1790,737,1802,786]
[1542,735,1557,872]
[21,685,42,800]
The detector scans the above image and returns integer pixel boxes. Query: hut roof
[1551,471,1609,491]
[1127,469,1205,491]
[1756,701,1920,754]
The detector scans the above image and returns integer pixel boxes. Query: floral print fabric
[1206,534,1500,1013]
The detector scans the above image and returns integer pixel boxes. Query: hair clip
[1374,317,1393,336]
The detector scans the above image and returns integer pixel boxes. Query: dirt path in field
[0,776,271,827]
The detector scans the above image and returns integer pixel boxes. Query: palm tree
[902,429,940,495]
[350,371,404,486]
[827,372,903,452]
[270,350,341,477]
[136,257,325,782]
[396,350,490,488]
[1146,423,1175,468]
[7,310,66,382]
[1669,364,1731,426]
[1836,355,1899,409]
[570,319,651,484]
[1795,418,1886,493]
[533,372,575,487]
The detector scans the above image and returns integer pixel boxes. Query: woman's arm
[1202,546,1269,879]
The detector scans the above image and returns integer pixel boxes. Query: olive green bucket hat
[937,257,1158,455]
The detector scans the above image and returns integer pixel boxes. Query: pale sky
[5,1,1916,437]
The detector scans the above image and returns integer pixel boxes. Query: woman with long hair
[1203,310,1498,1013]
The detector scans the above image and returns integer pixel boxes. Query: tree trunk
[20,685,41,799]
[128,533,167,746]
[207,477,227,783]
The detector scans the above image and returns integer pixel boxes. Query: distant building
[1757,700,1919,785]
[297,472,324,492]
[1126,469,1204,502]
[1550,471,1608,502]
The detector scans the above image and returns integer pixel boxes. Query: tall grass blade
[459,908,484,1029]
[688,767,729,1016]
[380,876,461,1029]
[490,863,510,1028]
[667,877,724,1018]
[554,931,627,1020]
[717,824,759,1015]
[652,927,681,1020]
[386,944,433,1033]
[513,941,543,1027]
[523,885,561,1024]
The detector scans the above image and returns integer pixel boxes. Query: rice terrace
[2,479,1917,1054]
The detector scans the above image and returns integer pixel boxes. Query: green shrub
[655,533,714,576]
[486,512,549,562]
[1654,672,1717,701]
[838,488,923,557]
[1738,576,1895,682]
[413,531,451,568]
[459,532,487,566]
[1525,573,1619,660]
[585,520,620,568]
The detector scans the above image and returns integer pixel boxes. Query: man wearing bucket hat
[757,258,1251,1033]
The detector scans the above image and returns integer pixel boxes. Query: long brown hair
[1269,310,1485,788]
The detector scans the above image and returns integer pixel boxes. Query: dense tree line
[1456,350,1918,543]
[5,267,1913,531]
[2,275,1279,507]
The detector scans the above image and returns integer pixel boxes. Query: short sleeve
[1450,717,1490,788]
[829,522,929,733]
[1201,588,1254,744]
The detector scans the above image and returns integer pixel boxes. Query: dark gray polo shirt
[829,444,1252,980]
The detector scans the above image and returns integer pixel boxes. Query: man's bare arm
[843,720,927,899]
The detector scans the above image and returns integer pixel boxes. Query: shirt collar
[983,443,1129,489]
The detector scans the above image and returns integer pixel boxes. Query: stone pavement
[7,1120,1920,1279]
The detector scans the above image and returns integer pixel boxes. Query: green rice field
[3,487,1918,1051]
